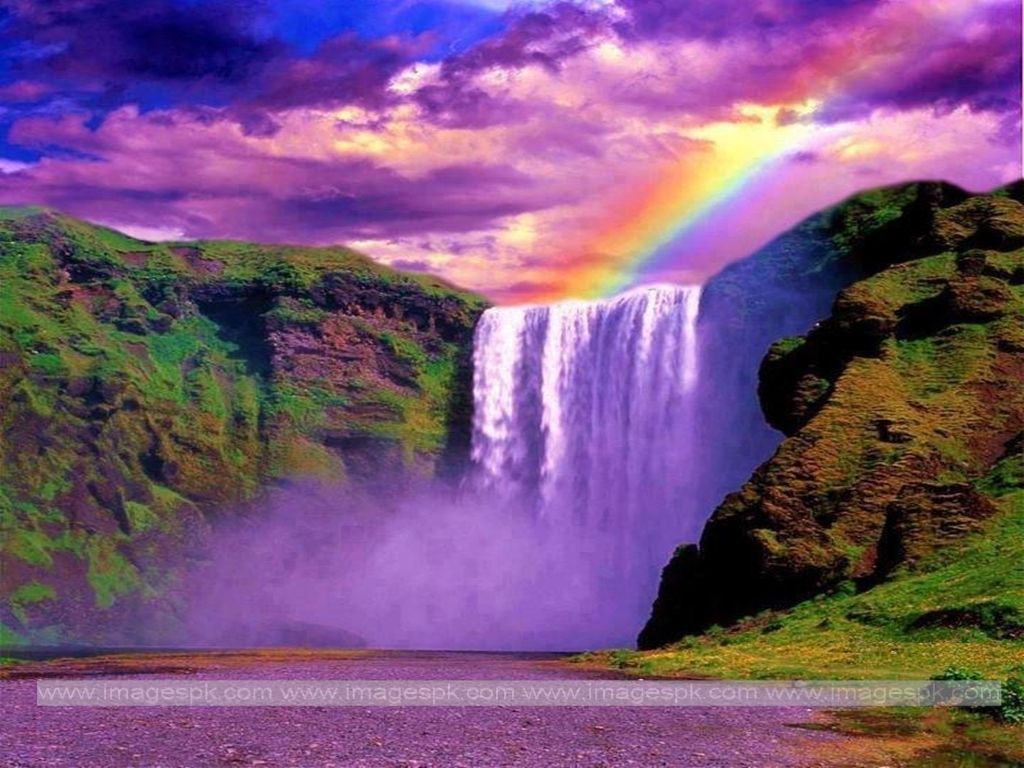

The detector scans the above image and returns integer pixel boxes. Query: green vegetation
[9,582,55,624]
[0,206,485,643]
[828,182,922,255]
[591,345,1024,678]
[620,186,1024,703]
[999,668,1024,724]
[811,709,1024,767]
[579,496,1023,681]
[641,187,1024,657]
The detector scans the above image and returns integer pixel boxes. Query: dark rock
[874,418,913,444]
[940,276,1013,323]
[910,601,1024,639]
[147,313,175,333]
[934,195,1024,251]
[759,337,836,435]
[830,288,898,352]
[114,316,148,335]
[955,249,989,276]
[637,545,704,649]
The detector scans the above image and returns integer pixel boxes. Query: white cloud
[102,222,187,242]
[0,159,32,174]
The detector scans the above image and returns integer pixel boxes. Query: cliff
[0,208,486,644]
[641,182,1024,649]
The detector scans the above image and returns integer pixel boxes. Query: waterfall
[471,284,703,641]
[185,284,707,652]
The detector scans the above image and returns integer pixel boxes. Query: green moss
[10,581,56,604]
[186,363,229,419]
[977,449,1024,497]
[27,352,67,377]
[595,490,1024,680]
[36,477,69,504]
[3,526,55,568]
[85,537,143,609]
[265,300,328,327]
[770,336,805,356]
[857,252,956,308]
[0,205,484,641]
[123,501,159,533]
[0,623,27,646]
[9,581,57,624]
[188,240,384,292]
[267,382,348,431]
[380,332,429,368]
[352,341,461,458]
[829,183,923,255]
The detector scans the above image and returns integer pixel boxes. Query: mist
[180,480,660,651]
[171,267,841,653]
[181,286,710,652]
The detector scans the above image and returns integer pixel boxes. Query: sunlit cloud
[0,0,1018,301]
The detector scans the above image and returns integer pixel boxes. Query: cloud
[0,0,425,125]
[0,79,53,101]
[99,221,186,241]
[812,1,1022,123]
[0,0,1018,300]
[0,158,33,173]
[245,34,416,112]
[1,0,281,86]
[413,2,610,126]
[0,105,568,244]
[614,0,879,42]
[386,258,434,272]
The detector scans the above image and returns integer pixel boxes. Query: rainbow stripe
[582,120,818,298]
[525,0,996,302]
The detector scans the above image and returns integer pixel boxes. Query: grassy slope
[0,207,485,644]
[580,489,1022,680]
[802,709,1024,767]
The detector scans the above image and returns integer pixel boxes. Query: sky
[0,0,1020,302]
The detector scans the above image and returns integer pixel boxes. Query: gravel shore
[1,651,842,767]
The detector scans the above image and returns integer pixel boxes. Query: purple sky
[0,0,1019,300]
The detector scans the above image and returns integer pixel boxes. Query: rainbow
[526,0,996,302]
[575,117,821,298]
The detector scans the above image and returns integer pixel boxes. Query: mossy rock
[642,186,1024,649]
[0,207,486,643]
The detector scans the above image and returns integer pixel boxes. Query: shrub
[833,580,858,597]
[997,668,1024,725]
[932,666,1024,724]
[932,666,984,681]
[761,619,785,634]
[609,649,634,669]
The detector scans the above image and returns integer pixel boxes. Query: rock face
[0,208,486,644]
[689,181,975,529]
[640,182,1024,649]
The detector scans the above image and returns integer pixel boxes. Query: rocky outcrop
[0,208,486,644]
[640,183,1024,649]
[689,181,974,525]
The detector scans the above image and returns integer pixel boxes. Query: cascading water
[184,284,707,652]
[470,284,704,642]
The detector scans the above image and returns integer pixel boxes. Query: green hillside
[0,207,486,644]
